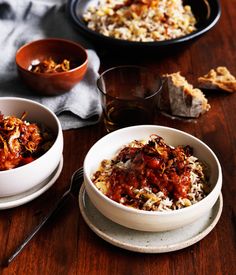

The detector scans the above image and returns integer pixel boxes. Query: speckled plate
[0,157,63,210]
[79,184,223,253]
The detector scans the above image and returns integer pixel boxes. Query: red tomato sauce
[98,135,193,208]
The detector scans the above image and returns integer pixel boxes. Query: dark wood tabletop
[1,0,236,274]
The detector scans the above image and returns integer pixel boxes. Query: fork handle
[5,191,71,266]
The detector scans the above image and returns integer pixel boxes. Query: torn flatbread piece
[198,66,236,93]
[159,72,210,118]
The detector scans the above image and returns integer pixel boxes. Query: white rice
[83,0,197,42]
[92,138,210,212]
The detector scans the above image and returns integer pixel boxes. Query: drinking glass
[97,65,163,132]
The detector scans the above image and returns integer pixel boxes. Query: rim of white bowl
[0,97,62,174]
[84,125,222,216]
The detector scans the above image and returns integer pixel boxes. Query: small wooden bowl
[16,38,88,96]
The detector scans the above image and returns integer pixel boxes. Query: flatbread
[198,66,236,93]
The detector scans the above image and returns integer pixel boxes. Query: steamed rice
[92,135,210,212]
[83,0,197,42]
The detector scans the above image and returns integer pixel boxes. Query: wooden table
[1,1,236,274]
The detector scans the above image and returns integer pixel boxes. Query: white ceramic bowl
[0,97,63,197]
[84,125,222,232]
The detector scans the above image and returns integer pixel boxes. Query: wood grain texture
[0,1,236,274]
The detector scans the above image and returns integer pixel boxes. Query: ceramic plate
[0,157,63,210]
[67,0,221,49]
[79,184,223,253]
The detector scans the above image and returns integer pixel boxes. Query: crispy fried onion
[0,112,42,170]
[29,57,70,73]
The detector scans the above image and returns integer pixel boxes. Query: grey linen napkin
[0,0,102,130]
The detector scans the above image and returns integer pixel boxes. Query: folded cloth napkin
[0,0,102,130]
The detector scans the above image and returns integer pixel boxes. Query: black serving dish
[67,0,221,51]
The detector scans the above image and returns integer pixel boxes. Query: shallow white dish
[79,184,223,253]
[0,156,63,210]
[84,125,222,232]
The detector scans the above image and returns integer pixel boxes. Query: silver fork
[4,167,84,266]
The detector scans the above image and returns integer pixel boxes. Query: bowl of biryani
[16,38,88,96]
[83,125,222,232]
[67,0,221,50]
[0,97,63,197]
